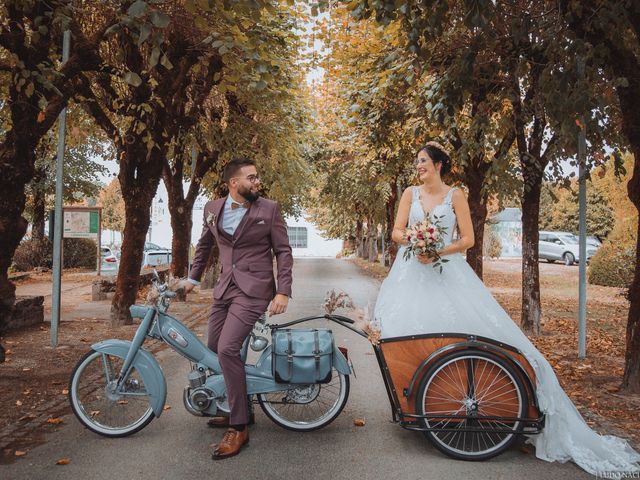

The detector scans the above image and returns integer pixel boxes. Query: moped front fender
[91,339,167,417]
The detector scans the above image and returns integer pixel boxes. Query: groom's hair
[223,158,257,183]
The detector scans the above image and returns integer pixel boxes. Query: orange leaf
[15,450,27,457]
[47,417,64,425]
[62,389,69,395]
[575,118,584,129]
[37,111,46,123]
[16,400,22,406]
[353,418,366,427]
[56,458,70,465]
[163,405,171,411]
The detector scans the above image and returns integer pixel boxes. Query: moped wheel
[69,349,155,437]
[416,350,527,461]
[257,368,349,432]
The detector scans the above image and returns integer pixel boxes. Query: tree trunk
[464,164,488,279]
[614,60,640,392]
[520,171,543,335]
[110,142,163,326]
[385,182,398,266]
[367,221,378,262]
[0,134,35,347]
[32,184,46,241]
[168,202,193,301]
[110,196,153,326]
[355,220,365,258]
[169,204,193,279]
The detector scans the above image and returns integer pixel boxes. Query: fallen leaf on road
[56,458,70,465]
[62,389,69,395]
[22,368,31,372]
[163,405,171,410]
[90,410,100,417]
[117,400,129,405]
[353,418,366,427]
[519,446,531,454]
[14,450,27,457]
[47,417,64,425]
[22,389,31,395]
[16,400,22,406]
[5,349,11,355]
[80,337,90,343]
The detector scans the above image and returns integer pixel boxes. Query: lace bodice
[409,186,458,246]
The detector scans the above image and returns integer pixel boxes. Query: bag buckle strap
[287,330,293,380]
[313,329,321,380]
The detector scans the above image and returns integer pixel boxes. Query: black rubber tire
[258,370,349,432]
[563,252,575,266]
[69,349,155,438]
[415,349,528,461]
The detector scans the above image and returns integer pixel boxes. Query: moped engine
[183,366,217,416]
[183,386,216,415]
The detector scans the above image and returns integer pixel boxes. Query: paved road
[2,259,591,479]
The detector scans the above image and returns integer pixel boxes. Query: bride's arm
[391,188,412,245]
[438,189,475,255]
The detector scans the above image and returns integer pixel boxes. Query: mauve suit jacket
[188,196,293,300]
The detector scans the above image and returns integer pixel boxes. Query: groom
[182,157,293,460]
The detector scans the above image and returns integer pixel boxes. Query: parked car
[100,246,119,273]
[144,242,166,251]
[538,231,598,266]
[141,249,172,270]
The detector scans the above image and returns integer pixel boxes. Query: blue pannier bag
[272,328,334,384]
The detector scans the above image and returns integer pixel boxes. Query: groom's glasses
[232,174,260,184]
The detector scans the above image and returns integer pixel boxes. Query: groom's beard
[238,184,260,203]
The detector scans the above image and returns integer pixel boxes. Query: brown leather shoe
[211,428,249,460]
[207,413,255,428]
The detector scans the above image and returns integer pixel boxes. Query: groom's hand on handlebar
[269,293,289,316]
[180,280,196,294]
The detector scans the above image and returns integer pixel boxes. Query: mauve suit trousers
[207,282,269,425]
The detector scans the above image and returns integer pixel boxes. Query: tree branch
[77,75,122,147]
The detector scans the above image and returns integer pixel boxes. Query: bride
[373,141,640,474]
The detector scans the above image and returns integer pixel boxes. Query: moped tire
[257,368,350,432]
[69,349,155,437]
[415,350,527,461]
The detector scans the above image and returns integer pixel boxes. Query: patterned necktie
[231,201,249,210]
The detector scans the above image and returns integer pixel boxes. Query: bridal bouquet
[403,216,449,272]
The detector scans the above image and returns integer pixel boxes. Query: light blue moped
[68,271,354,437]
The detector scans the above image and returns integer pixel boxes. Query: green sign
[90,211,99,234]
[63,210,100,239]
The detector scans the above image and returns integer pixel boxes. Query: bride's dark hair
[419,142,451,176]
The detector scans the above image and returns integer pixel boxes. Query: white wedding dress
[374,186,640,474]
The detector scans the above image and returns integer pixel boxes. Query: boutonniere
[206,211,217,226]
